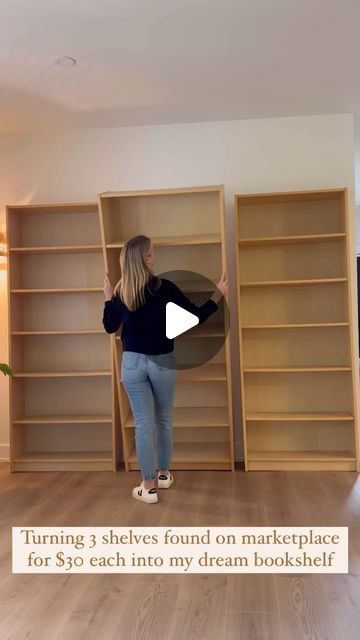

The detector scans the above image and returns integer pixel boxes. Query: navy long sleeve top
[102,277,218,355]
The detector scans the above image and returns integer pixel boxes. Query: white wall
[354,116,360,253]
[0,113,357,461]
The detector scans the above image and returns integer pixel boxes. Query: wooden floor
[1,463,360,640]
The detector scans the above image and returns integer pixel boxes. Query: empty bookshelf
[98,185,234,471]
[235,189,360,471]
[7,202,117,471]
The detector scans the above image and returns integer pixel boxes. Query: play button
[145,269,229,371]
[166,302,199,339]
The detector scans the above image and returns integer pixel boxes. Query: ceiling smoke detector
[55,56,77,67]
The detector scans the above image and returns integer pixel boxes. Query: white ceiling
[1,0,360,134]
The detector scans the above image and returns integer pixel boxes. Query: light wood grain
[246,411,354,421]
[10,287,103,293]
[7,202,116,472]
[238,232,346,246]
[99,185,234,472]
[107,234,221,248]
[242,322,350,329]
[0,464,359,639]
[240,277,347,288]
[13,371,111,377]
[10,245,102,254]
[12,329,105,335]
[235,189,359,472]
[13,414,113,424]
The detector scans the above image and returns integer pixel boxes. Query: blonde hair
[115,235,160,310]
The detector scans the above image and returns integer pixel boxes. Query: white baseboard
[0,444,10,461]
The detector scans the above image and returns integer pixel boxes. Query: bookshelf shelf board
[243,365,352,373]
[13,414,113,424]
[240,278,347,288]
[106,234,221,249]
[13,370,112,378]
[238,232,346,246]
[246,412,354,422]
[10,245,102,254]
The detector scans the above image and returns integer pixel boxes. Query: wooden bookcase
[235,188,360,471]
[7,202,118,471]
[98,185,235,471]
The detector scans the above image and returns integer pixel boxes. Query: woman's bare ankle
[143,479,156,490]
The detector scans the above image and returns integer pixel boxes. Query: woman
[102,235,228,504]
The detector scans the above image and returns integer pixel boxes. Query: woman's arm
[102,296,123,333]
[167,274,228,325]
[102,273,123,334]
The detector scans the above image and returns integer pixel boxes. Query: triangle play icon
[166,302,199,339]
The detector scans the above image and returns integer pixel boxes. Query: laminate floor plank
[274,573,360,640]
[225,610,282,640]
[226,573,278,613]
[165,574,227,640]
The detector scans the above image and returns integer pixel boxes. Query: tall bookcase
[7,202,118,471]
[235,188,360,471]
[98,185,235,471]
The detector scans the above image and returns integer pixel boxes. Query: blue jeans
[121,351,177,481]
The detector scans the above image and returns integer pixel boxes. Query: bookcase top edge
[98,185,224,198]
[235,188,347,204]
[6,202,98,212]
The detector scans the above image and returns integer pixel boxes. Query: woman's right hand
[216,272,228,297]
[103,273,114,301]
[211,272,228,304]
